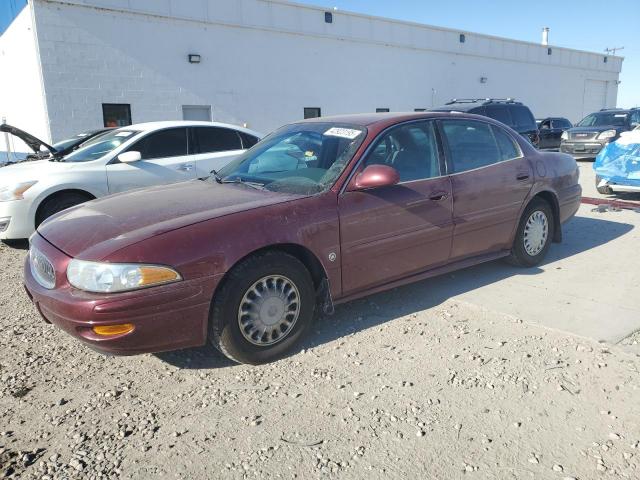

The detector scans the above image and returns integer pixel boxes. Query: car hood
[0,123,57,155]
[38,180,303,260]
[0,159,76,181]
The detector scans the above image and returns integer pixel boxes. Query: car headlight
[597,129,616,140]
[67,260,181,293]
[0,181,37,202]
[561,131,568,141]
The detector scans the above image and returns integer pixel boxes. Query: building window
[376,108,390,113]
[304,107,321,119]
[547,48,552,55]
[414,108,427,112]
[325,12,333,23]
[459,34,465,43]
[604,56,608,63]
[102,104,131,128]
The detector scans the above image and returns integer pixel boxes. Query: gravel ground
[1,242,639,479]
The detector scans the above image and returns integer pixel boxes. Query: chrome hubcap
[238,275,300,346]
[523,210,549,256]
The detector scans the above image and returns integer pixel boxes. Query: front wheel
[209,251,316,364]
[506,198,554,267]
[595,175,614,195]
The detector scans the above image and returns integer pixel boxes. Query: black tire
[506,198,555,267]
[36,192,91,228]
[209,251,316,365]
[595,175,614,195]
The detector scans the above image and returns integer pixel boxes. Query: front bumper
[23,233,223,355]
[0,199,34,240]
[560,141,607,159]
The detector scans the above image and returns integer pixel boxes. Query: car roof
[295,111,502,128]
[123,120,262,136]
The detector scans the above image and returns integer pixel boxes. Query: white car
[0,121,262,240]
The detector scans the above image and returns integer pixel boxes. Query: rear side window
[511,106,537,130]
[484,106,512,126]
[552,119,571,129]
[194,127,242,153]
[441,120,502,173]
[491,125,521,161]
[238,132,259,149]
[133,128,188,159]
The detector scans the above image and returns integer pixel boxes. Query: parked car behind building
[431,99,539,147]
[560,108,640,160]
[536,117,572,150]
[0,121,262,240]
[24,112,581,364]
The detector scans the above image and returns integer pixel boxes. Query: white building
[0,0,623,157]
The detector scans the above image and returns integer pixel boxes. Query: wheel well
[35,189,96,224]
[531,191,562,243]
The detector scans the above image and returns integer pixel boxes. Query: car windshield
[216,123,367,195]
[62,129,140,162]
[577,112,629,127]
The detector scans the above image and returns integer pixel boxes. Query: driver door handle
[177,163,194,172]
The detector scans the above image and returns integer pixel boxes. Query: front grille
[570,132,598,141]
[560,143,604,155]
[30,247,56,289]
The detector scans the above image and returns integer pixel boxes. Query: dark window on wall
[102,103,131,128]
[304,107,321,119]
[547,48,552,55]
[376,108,390,113]
[459,34,466,43]
[324,12,333,23]
[414,108,427,112]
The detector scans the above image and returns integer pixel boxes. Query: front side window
[132,128,188,159]
[363,121,440,182]
[62,129,140,163]
[194,127,242,154]
[218,123,366,195]
[441,120,503,173]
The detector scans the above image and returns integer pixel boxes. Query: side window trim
[436,118,523,176]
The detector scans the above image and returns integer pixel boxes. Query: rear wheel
[595,175,614,195]
[36,192,92,228]
[507,198,554,267]
[209,251,315,364]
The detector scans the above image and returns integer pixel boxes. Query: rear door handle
[516,173,530,181]
[429,192,449,201]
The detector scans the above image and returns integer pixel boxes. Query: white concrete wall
[31,0,622,140]
[0,3,49,160]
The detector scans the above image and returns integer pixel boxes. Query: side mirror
[349,164,400,191]
[118,151,142,163]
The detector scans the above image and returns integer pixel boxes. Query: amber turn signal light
[92,323,135,336]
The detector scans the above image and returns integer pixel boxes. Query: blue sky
[296,0,639,108]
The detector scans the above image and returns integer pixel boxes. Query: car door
[439,119,533,261]
[106,127,196,194]
[538,119,553,149]
[549,119,567,148]
[190,126,246,177]
[339,120,454,295]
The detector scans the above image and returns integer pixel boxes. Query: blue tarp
[593,131,640,187]
[0,0,27,36]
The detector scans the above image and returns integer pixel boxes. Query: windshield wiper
[220,178,266,190]
[210,169,223,184]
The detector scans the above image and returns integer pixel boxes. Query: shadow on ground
[159,214,633,369]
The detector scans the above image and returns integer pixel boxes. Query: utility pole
[604,46,624,56]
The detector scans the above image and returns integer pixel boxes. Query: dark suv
[431,98,539,147]
[560,108,640,160]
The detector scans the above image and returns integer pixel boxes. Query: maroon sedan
[24,113,581,364]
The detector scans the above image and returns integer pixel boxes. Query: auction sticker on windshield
[324,128,362,140]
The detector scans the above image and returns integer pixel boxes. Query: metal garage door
[582,80,608,118]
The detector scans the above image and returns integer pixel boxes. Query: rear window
[484,106,512,126]
[511,106,537,130]
[194,127,242,153]
[239,132,259,149]
[441,119,503,173]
